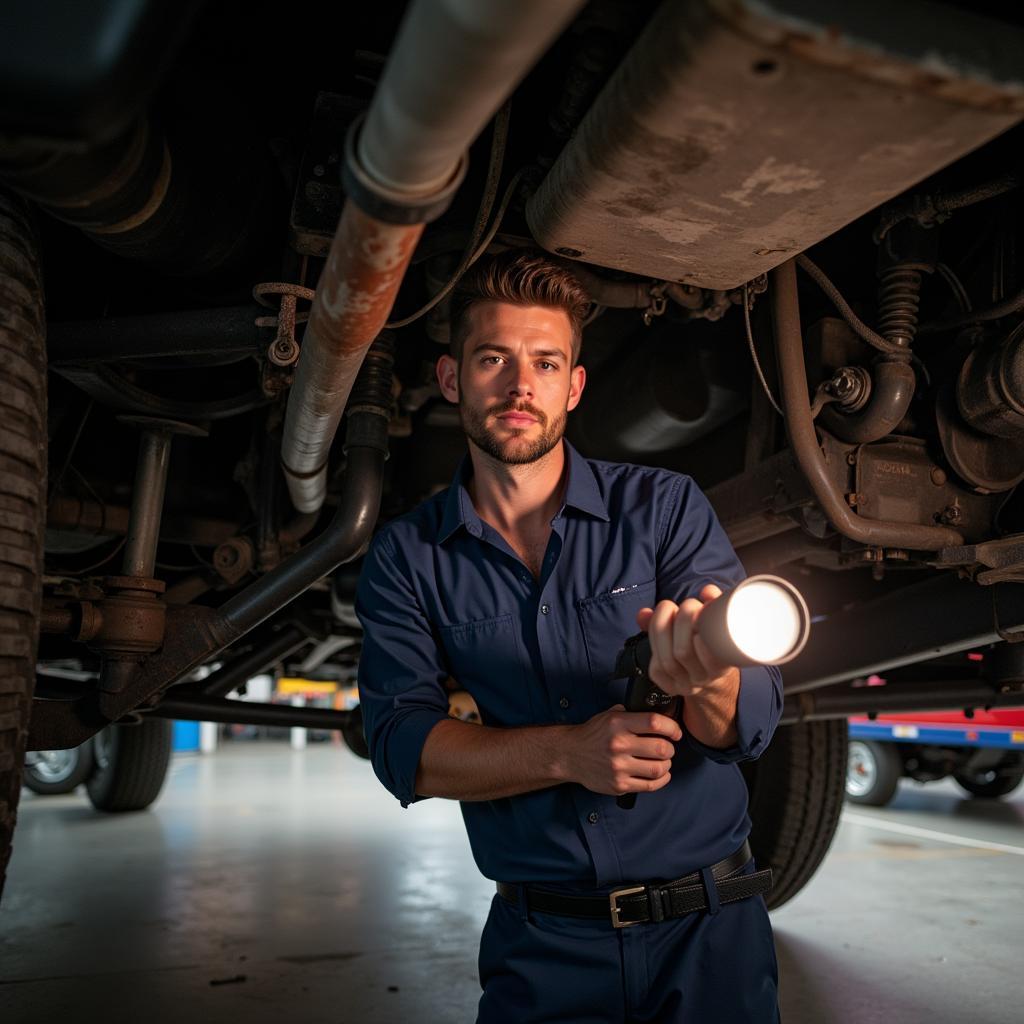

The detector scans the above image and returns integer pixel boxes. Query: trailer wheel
[741,720,847,910]
[954,764,1024,800]
[845,738,901,807]
[23,741,95,795]
[0,192,46,901]
[86,719,173,812]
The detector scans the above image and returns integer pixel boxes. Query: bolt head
[215,546,239,567]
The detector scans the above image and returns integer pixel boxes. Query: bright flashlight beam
[724,578,806,664]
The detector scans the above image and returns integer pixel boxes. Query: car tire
[23,741,96,795]
[341,704,370,760]
[954,765,1024,800]
[86,719,173,812]
[845,738,902,807]
[741,719,848,910]
[0,191,46,900]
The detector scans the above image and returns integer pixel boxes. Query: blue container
[172,720,200,752]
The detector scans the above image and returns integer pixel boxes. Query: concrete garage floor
[2,742,1022,1024]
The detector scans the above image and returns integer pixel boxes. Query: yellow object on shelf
[276,677,338,695]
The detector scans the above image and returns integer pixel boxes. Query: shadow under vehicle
[2,0,1024,909]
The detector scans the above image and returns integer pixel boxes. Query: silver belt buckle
[609,885,646,928]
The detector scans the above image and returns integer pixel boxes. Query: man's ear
[437,354,459,403]
[567,363,586,412]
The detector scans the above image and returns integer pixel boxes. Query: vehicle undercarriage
[1,0,1023,906]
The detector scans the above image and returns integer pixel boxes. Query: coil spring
[348,334,395,413]
[877,267,922,346]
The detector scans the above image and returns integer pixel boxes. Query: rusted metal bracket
[27,603,237,750]
[253,281,316,396]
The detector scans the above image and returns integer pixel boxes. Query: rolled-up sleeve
[355,531,451,806]
[655,475,784,764]
[681,664,782,764]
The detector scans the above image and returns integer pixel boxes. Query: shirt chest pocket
[438,613,535,728]
[576,579,657,711]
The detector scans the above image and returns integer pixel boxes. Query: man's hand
[636,584,742,749]
[637,584,738,698]
[564,706,682,796]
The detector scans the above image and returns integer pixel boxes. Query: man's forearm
[682,667,740,749]
[414,718,574,801]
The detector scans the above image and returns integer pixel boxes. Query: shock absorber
[875,220,936,349]
[876,266,923,348]
[820,224,933,444]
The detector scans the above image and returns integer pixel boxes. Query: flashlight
[613,574,809,809]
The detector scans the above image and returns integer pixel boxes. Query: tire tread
[0,192,45,902]
[742,720,848,910]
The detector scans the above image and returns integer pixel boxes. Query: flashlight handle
[616,643,675,810]
[617,661,645,810]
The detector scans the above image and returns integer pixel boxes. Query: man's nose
[506,364,535,398]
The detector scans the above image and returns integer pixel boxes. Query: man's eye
[538,361,557,371]
[481,356,502,365]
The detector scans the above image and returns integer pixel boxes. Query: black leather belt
[496,841,772,929]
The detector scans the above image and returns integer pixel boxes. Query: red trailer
[847,707,1024,806]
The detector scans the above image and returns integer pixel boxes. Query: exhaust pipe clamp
[341,113,468,226]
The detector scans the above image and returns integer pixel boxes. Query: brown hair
[449,249,590,365]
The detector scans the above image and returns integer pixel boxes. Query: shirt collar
[439,440,609,543]
[561,440,610,522]
[439,454,484,543]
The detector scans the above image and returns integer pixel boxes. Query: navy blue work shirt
[355,440,783,888]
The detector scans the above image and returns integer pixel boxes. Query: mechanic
[356,250,783,1023]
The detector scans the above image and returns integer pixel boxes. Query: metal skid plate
[527,0,1024,290]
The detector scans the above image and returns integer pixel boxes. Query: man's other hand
[565,706,681,796]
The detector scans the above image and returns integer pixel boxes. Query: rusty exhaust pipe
[281,0,586,512]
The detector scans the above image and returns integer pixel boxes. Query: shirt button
[540,604,550,615]
[587,811,600,825]
[559,696,570,709]
[520,573,531,584]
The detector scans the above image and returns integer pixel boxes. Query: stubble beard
[460,398,568,466]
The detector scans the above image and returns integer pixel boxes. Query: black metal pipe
[783,573,1024,694]
[199,625,311,698]
[221,445,384,636]
[781,680,1019,724]
[136,433,385,697]
[47,306,266,365]
[149,695,354,731]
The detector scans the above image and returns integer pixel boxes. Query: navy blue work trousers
[476,864,780,1023]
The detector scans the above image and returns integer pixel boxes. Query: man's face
[437,302,586,465]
